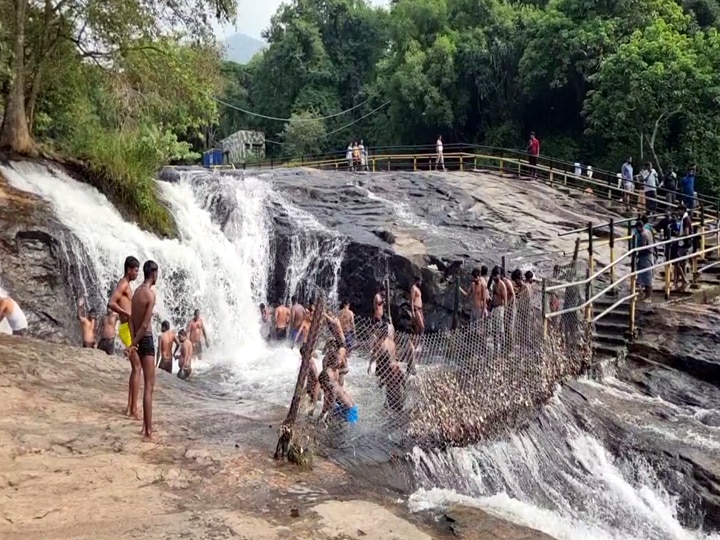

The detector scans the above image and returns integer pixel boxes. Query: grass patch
[63,125,180,238]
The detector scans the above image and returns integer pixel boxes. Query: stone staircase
[590,234,720,359]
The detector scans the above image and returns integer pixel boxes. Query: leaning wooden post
[451,277,461,330]
[274,296,326,460]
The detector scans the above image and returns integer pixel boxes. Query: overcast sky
[217,0,389,41]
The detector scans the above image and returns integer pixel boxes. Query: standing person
[77,297,97,348]
[644,162,659,214]
[109,256,140,418]
[663,166,678,208]
[0,295,28,336]
[410,276,425,336]
[289,296,305,344]
[460,267,488,323]
[682,165,697,211]
[621,157,634,209]
[500,268,516,352]
[489,266,507,355]
[338,299,356,353]
[274,301,290,341]
[633,220,654,303]
[373,285,385,323]
[128,260,159,441]
[97,306,119,355]
[668,210,689,292]
[359,140,368,171]
[435,135,446,172]
[259,303,271,341]
[353,141,361,170]
[177,329,194,380]
[527,132,540,179]
[346,143,353,171]
[156,321,179,374]
[187,309,209,361]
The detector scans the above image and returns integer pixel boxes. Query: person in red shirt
[527,132,540,179]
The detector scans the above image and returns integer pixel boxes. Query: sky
[217,0,390,41]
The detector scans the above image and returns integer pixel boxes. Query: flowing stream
[0,162,718,540]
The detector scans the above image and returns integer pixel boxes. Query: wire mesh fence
[285,273,593,458]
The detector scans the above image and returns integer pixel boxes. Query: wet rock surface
[0,168,86,343]
[0,334,552,540]
[265,169,621,329]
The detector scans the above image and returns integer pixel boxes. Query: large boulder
[0,168,86,343]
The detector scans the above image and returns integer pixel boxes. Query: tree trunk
[274,296,326,460]
[0,0,34,154]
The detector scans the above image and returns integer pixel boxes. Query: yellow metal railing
[541,224,720,340]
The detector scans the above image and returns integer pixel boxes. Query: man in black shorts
[129,260,159,441]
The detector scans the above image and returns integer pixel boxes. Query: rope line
[214,97,373,122]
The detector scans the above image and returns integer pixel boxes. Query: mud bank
[0,335,551,539]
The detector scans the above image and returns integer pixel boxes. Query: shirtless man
[109,256,140,417]
[156,321,179,374]
[77,297,97,348]
[289,296,305,344]
[318,354,358,425]
[500,268,516,353]
[373,286,385,323]
[338,299,356,354]
[489,266,507,354]
[177,329,194,381]
[187,309,209,360]
[97,307,119,355]
[259,303,271,341]
[128,260,158,440]
[274,302,290,341]
[460,267,488,323]
[410,276,425,335]
[291,306,312,351]
[368,323,405,411]
[323,311,345,347]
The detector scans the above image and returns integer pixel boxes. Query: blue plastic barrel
[212,148,224,165]
[202,151,211,167]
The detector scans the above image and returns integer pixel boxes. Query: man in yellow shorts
[109,255,140,417]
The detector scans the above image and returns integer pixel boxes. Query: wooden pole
[274,296,326,460]
[451,277,460,330]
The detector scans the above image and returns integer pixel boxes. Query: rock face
[267,169,621,330]
[0,167,84,343]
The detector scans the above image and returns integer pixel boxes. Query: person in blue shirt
[682,165,697,210]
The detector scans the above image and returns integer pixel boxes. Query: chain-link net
[285,277,593,459]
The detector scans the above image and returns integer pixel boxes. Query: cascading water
[3,160,719,540]
[0,162,339,402]
[272,195,346,308]
[407,383,720,540]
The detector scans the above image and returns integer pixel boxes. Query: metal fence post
[541,279,548,340]
[629,255,637,337]
[691,225,700,289]
[700,205,706,259]
[609,218,615,286]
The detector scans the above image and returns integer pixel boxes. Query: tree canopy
[218,0,720,192]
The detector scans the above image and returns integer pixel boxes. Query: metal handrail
[546,239,719,320]
[545,225,718,294]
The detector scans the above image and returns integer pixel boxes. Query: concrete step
[593,331,627,347]
[593,342,627,359]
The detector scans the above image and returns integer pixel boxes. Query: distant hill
[223,33,265,64]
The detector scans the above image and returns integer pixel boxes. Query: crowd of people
[620,158,697,213]
[72,256,210,440]
[346,140,369,172]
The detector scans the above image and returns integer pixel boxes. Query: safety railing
[541,223,720,340]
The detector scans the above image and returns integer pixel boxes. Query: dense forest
[1,0,720,238]
[219,0,720,190]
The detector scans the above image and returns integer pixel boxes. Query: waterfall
[0,161,345,401]
[407,389,720,540]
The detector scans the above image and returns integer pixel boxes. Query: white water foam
[0,162,324,397]
[408,396,720,540]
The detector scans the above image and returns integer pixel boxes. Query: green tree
[281,111,327,157]
[584,19,708,174]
